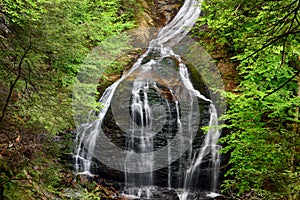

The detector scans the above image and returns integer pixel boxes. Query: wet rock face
[138,0,184,27]
[93,84,212,189]
[130,0,183,45]
[152,0,184,26]
[79,0,228,194]
[144,187,180,200]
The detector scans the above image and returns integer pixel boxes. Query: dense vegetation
[0,0,136,199]
[1,0,299,199]
[195,0,300,199]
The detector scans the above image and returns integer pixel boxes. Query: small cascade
[179,66,222,192]
[124,81,154,198]
[178,191,189,200]
[74,48,152,176]
[74,0,223,199]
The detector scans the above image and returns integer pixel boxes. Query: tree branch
[240,30,300,61]
[262,72,299,100]
[0,37,32,125]
[241,0,300,62]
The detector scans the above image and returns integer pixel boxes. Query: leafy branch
[0,35,32,125]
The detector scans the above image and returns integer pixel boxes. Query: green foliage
[0,0,137,199]
[0,0,135,132]
[72,33,134,125]
[196,0,300,199]
[1,0,46,25]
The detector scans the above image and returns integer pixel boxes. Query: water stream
[75,0,222,199]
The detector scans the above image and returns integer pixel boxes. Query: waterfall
[74,0,222,199]
[157,0,202,47]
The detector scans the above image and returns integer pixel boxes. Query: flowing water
[75,0,222,199]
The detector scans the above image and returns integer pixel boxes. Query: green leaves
[1,0,47,25]
[0,0,138,198]
[196,0,300,198]
[0,0,135,132]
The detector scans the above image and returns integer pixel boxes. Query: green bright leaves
[0,0,135,132]
[0,0,136,198]
[196,0,300,199]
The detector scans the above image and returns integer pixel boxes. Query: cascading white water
[74,48,152,176]
[180,66,221,192]
[157,0,202,47]
[75,0,222,199]
[124,80,154,199]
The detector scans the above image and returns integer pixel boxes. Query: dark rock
[154,0,184,26]
[0,7,10,38]
[141,48,161,64]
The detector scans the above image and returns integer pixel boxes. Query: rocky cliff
[131,0,183,45]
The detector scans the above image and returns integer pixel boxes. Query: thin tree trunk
[0,40,31,126]
[289,75,300,200]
